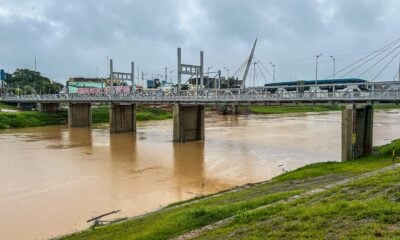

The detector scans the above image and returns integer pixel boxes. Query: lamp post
[330,56,336,79]
[315,53,322,84]
[269,62,276,82]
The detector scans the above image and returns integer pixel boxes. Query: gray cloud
[0,0,399,85]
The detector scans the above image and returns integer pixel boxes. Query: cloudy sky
[0,0,400,85]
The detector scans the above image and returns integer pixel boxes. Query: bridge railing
[1,82,400,103]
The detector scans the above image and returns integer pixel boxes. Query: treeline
[3,69,64,94]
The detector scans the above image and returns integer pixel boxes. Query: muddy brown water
[1,110,400,240]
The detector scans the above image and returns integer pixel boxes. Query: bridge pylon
[342,104,374,161]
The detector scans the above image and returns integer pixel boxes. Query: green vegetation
[246,104,400,115]
[0,102,17,110]
[0,111,68,129]
[3,69,63,94]
[0,106,172,129]
[61,140,400,240]
[246,105,343,114]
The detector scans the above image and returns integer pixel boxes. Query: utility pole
[330,56,336,79]
[270,62,276,82]
[109,59,113,95]
[165,67,167,81]
[177,48,181,93]
[200,51,204,89]
[131,62,135,93]
[34,55,37,72]
[315,53,322,84]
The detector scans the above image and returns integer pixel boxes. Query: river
[1,110,400,239]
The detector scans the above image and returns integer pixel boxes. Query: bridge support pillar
[173,104,204,142]
[39,102,60,112]
[110,103,136,133]
[68,103,92,127]
[342,104,373,161]
[218,104,240,115]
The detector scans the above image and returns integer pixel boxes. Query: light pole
[315,53,322,84]
[330,56,336,79]
[270,62,276,82]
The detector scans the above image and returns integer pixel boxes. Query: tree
[220,77,239,89]
[5,69,64,94]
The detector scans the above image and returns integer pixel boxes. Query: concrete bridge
[2,80,400,161]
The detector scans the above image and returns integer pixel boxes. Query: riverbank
[0,105,172,129]
[1,103,399,129]
[245,104,400,114]
[61,139,400,240]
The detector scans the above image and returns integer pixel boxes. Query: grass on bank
[0,106,172,129]
[246,104,400,115]
[61,139,400,240]
[0,102,17,110]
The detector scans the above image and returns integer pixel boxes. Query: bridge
[1,80,400,162]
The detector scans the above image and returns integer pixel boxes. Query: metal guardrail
[1,81,400,104]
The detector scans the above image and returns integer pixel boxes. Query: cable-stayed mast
[241,38,257,88]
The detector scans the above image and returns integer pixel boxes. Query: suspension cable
[372,50,400,81]
[340,40,400,78]
[359,46,400,78]
[325,38,400,78]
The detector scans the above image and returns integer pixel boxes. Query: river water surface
[1,110,400,239]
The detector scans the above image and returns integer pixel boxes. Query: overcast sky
[0,0,400,85]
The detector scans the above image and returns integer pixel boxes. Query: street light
[315,53,322,84]
[269,62,276,82]
[330,56,336,79]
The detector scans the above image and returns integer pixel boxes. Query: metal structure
[109,59,134,93]
[3,81,400,105]
[241,39,257,88]
[177,48,204,93]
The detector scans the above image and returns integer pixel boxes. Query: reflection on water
[1,110,400,239]
[173,142,205,198]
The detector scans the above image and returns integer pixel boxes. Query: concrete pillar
[110,103,136,133]
[218,104,240,115]
[342,104,373,161]
[173,104,204,142]
[68,103,92,127]
[39,102,60,112]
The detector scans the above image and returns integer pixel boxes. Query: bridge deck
[1,81,400,105]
